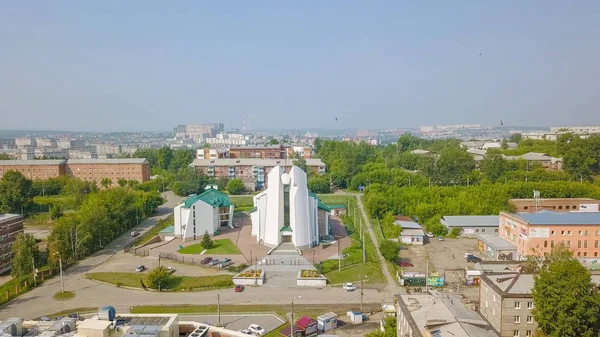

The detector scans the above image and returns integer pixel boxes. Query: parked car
[399,261,414,267]
[219,258,233,268]
[438,236,444,241]
[426,232,434,238]
[248,324,266,336]
[467,255,481,263]
[208,259,220,266]
[135,265,146,272]
[399,245,409,250]
[166,266,176,274]
[343,283,357,291]
[130,231,140,237]
[201,257,213,265]
[237,329,253,335]
[235,284,244,292]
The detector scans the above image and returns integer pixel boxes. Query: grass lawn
[85,272,233,291]
[53,291,75,301]
[325,262,385,285]
[178,238,241,255]
[317,194,354,207]
[229,196,254,208]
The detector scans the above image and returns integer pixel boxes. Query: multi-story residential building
[34,138,56,148]
[14,138,33,148]
[0,214,24,274]
[196,148,227,160]
[204,133,247,146]
[395,293,497,337]
[502,152,562,171]
[95,144,122,156]
[499,211,600,260]
[286,146,312,159]
[190,158,326,190]
[509,198,600,213]
[479,273,538,337]
[550,125,600,135]
[229,145,285,159]
[0,159,150,186]
[174,123,224,142]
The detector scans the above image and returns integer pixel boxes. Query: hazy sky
[1,1,599,132]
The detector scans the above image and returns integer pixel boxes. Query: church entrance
[281,235,292,243]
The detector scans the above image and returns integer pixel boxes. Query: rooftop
[0,159,66,165]
[181,188,232,208]
[478,235,517,251]
[190,158,325,167]
[0,213,22,222]
[394,220,423,229]
[441,215,499,227]
[67,158,148,164]
[159,225,175,234]
[512,211,600,225]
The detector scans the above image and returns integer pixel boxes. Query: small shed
[278,325,303,337]
[347,309,363,324]
[394,220,425,245]
[296,316,318,337]
[317,312,338,332]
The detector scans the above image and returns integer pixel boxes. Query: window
[567,241,571,248]
[585,230,589,236]
[527,316,533,323]
[595,252,598,257]
[515,301,521,309]
[596,240,599,248]
[482,229,486,233]
[584,240,588,248]
[476,229,479,233]
[561,230,565,236]
[584,252,588,257]
[566,205,570,210]
[579,230,583,235]
[526,331,532,337]
[514,316,521,323]
[524,206,528,210]
[559,206,563,209]
[577,252,581,257]
[527,301,533,309]
[550,240,554,248]
[493,308,496,316]
[578,240,582,248]
[485,300,488,308]
[495,229,499,233]
[568,230,572,235]
[514,330,520,337]
[596,230,600,236]
[493,294,496,302]
[544,241,548,248]
[551,230,555,235]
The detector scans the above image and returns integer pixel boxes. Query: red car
[399,261,414,267]
[201,257,213,265]
[234,284,244,292]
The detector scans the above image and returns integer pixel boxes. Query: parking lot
[180,314,285,334]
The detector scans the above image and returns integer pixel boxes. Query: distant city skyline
[1,1,599,132]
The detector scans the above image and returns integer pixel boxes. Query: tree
[10,233,39,278]
[226,178,245,195]
[379,240,400,261]
[100,178,112,189]
[381,212,401,238]
[269,138,279,145]
[0,170,33,213]
[308,176,330,194]
[365,316,396,337]
[0,154,10,160]
[532,246,600,337]
[293,157,308,173]
[509,133,523,144]
[117,178,127,187]
[201,231,214,249]
[169,149,194,172]
[147,266,172,291]
[156,146,174,171]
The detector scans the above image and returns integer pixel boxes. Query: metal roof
[514,211,600,225]
[478,235,517,251]
[159,225,174,233]
[0,214,22,223]
[190,158,325,167]
[182,188,232,208]
[394,220,423,229]
[441,215,499,227]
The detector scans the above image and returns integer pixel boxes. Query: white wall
[290,166,311,248]
[173,200,215,241]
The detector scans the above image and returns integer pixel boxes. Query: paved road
[353,194,403,294]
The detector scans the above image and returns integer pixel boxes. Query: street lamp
[54,252,64,293]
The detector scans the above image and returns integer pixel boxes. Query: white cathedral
[250,165,331,249]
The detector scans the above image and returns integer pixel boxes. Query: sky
[1,1,599,132]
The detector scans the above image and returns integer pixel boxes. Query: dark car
[235,284,244,292]
[399,261,414,267]
[467,256,482,263]
[201,257,213,265]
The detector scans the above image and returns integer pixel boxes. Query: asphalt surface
[180,314,285,334]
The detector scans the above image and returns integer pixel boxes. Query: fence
[158,252,206,266]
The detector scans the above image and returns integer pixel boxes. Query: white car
[343,283,357,291]
[426,232,434,238]
[248,324,266,336]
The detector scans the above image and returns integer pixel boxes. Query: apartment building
[550,125,600,135]
[174,123,224,141]
[0,159,150,186]
[190,158,326,190]
[0,214,24,274]
[286,146,313,159]
[499,211,600,260]
[509,198,600,213]
[229,145,285,159]
[196,148,227,160]
[395,293,497,337]
[479,273,537,337]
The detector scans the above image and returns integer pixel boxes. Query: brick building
[0,159,150,186]
[499,211,600,260]
[190,158,326,190]
[0,214,24,274]
[229,145,285,159]
[509,198,600,213]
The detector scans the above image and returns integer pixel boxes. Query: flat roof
[67,158,148,164]
[513,211,600,225]
[478,235,517,251]
[394,220,422,229]
[159,225,175,234]
[0,159,65,165]
[190,158,325,167]
[441,215,499,227]
[510,198,597,202]
[77,319,112,330]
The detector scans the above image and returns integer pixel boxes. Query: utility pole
[362,231,366,263]
[337,236,341,272]
[254,257,258,285]
[32,257,37,287]
[217,294,222,327]
[425,258,429,293]
[158,254,161,268]
[360,278,364,312]
[250,250,253,265]
[56,253,64,293]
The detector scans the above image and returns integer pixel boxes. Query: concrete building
[250,165,331,249]
[196,148,227,160]
[174,123,224,141]
[499,211,600,260]
[229,145,285,159]
[550,125,600,135]
[173,189,234,242]
[0,159,150,186]
[0,214,24,274]
[190,158,326,190]
[204,133,247,146]
[395,293,497,337]
[394,218,425,245]
[478,235,518,261]
[441,215,500,236]
[509,198,600,213]
[287,146,313,159]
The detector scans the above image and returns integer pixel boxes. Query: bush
[227,264,248,273]
[448,228,461,238]
[226,179,245,195]
[379,240,400,261]
[147,267,172,291]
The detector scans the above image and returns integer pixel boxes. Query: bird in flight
[479,53,483,57]
[335,117,338,122]
[500,120,504,126]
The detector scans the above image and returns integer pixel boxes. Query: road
[353,194,403,294]
[0,191,395,320]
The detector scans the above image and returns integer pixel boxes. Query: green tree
[0,170,33,213]
[269,138,279,145]
[0,154,11,160]
[381,212,401,238]
[170,167,208,196]
[226,178,245,195]
[157,146,174,171]
[532,247,600,337]
[10,233,39,277]
[100,178,112,189]
[147,266,172,291]
[379,240,400,261]
[433,146,475,184]
[133,148,158,169]
[117,178,127,187]
[307,176,330,194]
[201,231,214,249]
[169,149,194,171]
[293,157,308,173]
[215,177,229,191]
[509,133,523,144]
[480,151,508,182]
[365,316,397,337]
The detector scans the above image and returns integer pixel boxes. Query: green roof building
[173,188,234,241]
